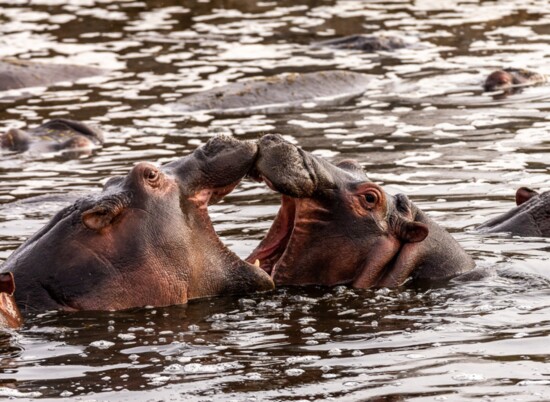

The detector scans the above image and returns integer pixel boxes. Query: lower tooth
[254,259,260,267]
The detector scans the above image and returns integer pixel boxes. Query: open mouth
[245,175,298,276]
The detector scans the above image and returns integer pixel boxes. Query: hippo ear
[396,220,429,243]
[0,273,15,295]
[82,204,124,231]
[516,187,538,206]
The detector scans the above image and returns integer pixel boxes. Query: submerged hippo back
[171,71,374,114]
[477,190,550,237]
[0,59,103,91]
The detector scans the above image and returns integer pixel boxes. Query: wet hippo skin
[0,59,103,91]
[1,119,104,154]
[247,134,475,288]
[477,187,550,237]
[169,71,375,115]
[1,135,274,312]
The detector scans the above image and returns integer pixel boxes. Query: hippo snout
[258,134,285,149]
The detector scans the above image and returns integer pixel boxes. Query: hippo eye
[364,191,378,205]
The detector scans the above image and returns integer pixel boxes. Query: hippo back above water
[313,35,407,52]
[477,187,550,237]
[0,59,103,91]
[1,119,104,155]
[168,71,374,115]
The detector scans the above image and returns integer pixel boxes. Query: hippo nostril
[262,134,283,144]
[144,167,159,183]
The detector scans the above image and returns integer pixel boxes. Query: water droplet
[452,373,485,382]
[89,340,115,349]
[405,353,425,359]
[285,368,304,377]
[513,332,528,338]
[286,355,321,364]
[118,333,136,341]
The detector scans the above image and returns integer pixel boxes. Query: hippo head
[247,134,474,288]
[4,135,273,312]
[484,70,514,92]
[0,273,22,328]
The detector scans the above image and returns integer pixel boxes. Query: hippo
[246,134,475,288]
[0,58,103,91]
[477,187,550,237]
[313,35,407,52]
[1,135,273,312]
[483,68,546,93]
[0,273,22,329]
[1,119,104,154]
[168,71,374,115]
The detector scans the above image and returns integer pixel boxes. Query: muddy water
[0,0,550,400]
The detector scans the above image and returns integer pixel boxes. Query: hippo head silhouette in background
[1,135,274,312]
[247,134,475,288]
[0,273,22,329]
[483,68,547,95]
[1,119,104,156]
[477,187,550,237]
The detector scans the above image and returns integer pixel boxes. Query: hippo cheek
[272,235,385,287]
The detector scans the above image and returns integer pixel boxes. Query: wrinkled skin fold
[1,135,273,312]
[247,134,475,288]
[477,187,550,237]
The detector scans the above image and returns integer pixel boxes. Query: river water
[0,0,550,400]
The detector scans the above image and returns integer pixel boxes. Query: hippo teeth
[254,259,260,267]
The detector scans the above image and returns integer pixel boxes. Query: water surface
[0,0,550,400]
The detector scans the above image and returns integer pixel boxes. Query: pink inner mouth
[190,181,241,208]
[188,179,270,274]
[246,187,297,277]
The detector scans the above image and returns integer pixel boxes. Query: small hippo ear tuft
[516,187,538,206]
[398,221,429,243]
[0,273,15,295]
[82,205,120,231]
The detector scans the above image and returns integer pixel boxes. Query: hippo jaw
[247,134,430,288]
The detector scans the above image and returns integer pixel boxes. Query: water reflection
[0,0,550,400]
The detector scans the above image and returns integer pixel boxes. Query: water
[1,0,550,400]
